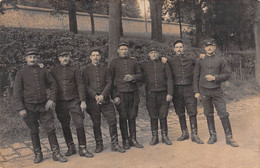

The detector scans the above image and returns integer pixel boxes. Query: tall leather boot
[76,127,93,158]
[31,133,43,164]
[206,116,217,144]
[62,125,76,156]
[220,117,239,147]
[93,124,103,153]
[129,118,143,148]
[119,119,130,149]
[189,115,203,144]
[149,118,159,146]
[47,131,67,162]
[109,123,125,153]
[160,117,172,145]
[177,116,189,141]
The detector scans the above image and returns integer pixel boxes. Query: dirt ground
[1,94,260,168]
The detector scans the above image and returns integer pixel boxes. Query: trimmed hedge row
[0,27,256,95]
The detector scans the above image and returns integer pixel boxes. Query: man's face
[204,45,216,55]
[149,51,160,60]
[117,46,129,58]
[58,54,71,66]
[90,51,101,65]
[173,42,184,55]
[26,54,38,66]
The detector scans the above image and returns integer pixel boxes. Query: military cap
[173,39,184,47]
[57,47,71,57]
[148,47,160,53]
[25,47,39,56]
[90,47,102,55]
[203,38,216,47]
[117,42,129,48]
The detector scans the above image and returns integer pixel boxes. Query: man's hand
[161,57,167,64]
[96,95,104,105]
[194,93,201,100]
[45,100,55,111]
[19,110,27,118]
[200,54,206,60]
[166,95,172,102]
[123,74,134,82]
[205,75,215,81]
[80,101,87,112]
[113,97,121,105]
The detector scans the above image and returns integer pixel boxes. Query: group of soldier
[13,38,239,164]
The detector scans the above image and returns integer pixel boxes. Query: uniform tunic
[193,54,230,118]
[141,60,173,119]
[109,57,143,120]
[13,65,56,134]
[51,64,85,128]
[168,54,198,117]
[82,64,117,125]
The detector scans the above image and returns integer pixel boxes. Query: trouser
[115,91,140,141]
[199,87,229,118]
[86,97,118,144]
[146,90,169,120]
[23,102,56,153]
[56,98,85,146]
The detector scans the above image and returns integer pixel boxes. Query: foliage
[163,0,256,50]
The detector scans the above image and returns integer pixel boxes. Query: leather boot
[93,124,103,153]
[129,118,143,148]
[76,127,93,158]
[65,143,76,156]
[47,131,67,162]
[109,123,125,153]
[160,118,172,145]
[221,117,239,147]
[207,116,217,144]
[190,116,203,144]
[149,118,159,146]
[31,133,43,164]
[177,116,189,141]
[120,119,130,149]
[62,125,76,156]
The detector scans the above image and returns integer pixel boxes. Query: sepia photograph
[0,0,260,167]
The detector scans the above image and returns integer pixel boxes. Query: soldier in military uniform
[51,48,93,158]
[193,38,238,147]
[109,43,143,149]
[13,48,67,163]
[141,48,173,146]
[82,48,125,153]
[166,40,203,144]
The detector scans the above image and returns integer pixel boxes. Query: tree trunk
[177,0,182,39]
[254,1,260,85]
[194,0,203,47]
[119,0,123,36]
[68,0,78,34]
[108,0,121,64]
[148,0,164,42]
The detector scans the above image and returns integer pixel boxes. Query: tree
[84,0,95,34]
[108,0,121,63]
[255,0,260,85]
[49,0,78,34]
[148,0,165,42]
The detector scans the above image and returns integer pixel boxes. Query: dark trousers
[23,102,55,135]
[23,102,56,152]
[55,98,85,129]
[146,90,169,119]
[200,87,229,118]
[86,98,117,126]
[172,85,197,117]
[115,91,139,120]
